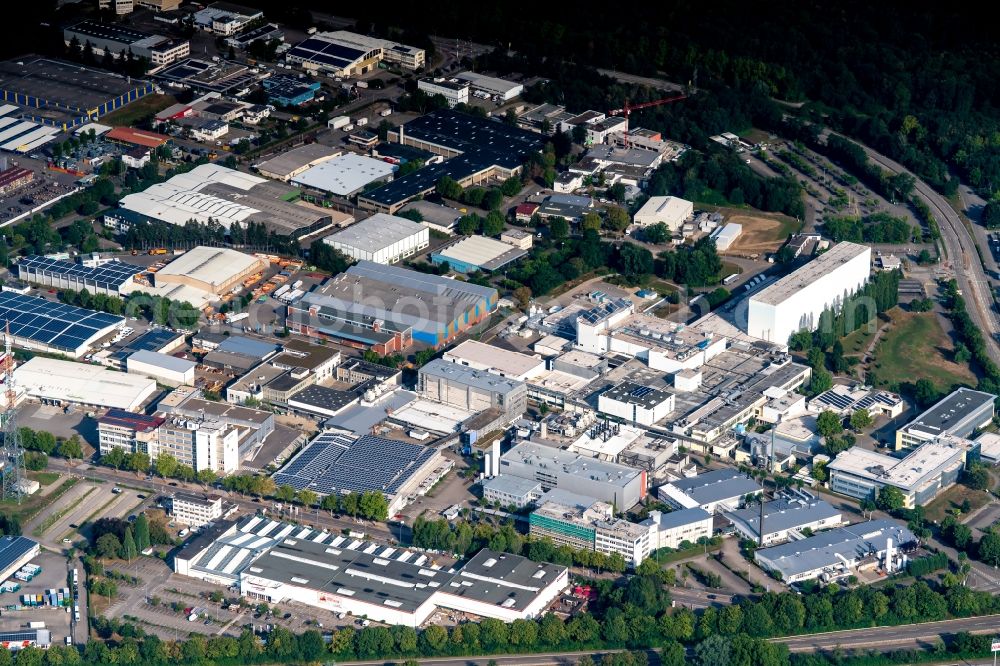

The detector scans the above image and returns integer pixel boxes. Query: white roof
[74,122,113,137]
[156,247,263,290]
[324,213,425,253]
[118,164,268,229]
[15,357,157,410]
[634,196,693,223]
[976,432,1000,461]
[127,349,197,374]
[291,153,396,196]
[751,242,871,306]
[714,223,742,240]
[436,235,522,267]
[444,340,545,378]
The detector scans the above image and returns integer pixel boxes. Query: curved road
[842,136,1000,364]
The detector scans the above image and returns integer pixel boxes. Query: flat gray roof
[482,475,541,497]
[128,349,196,374]
[903,387,996,437]
[419,358,525,396]
[325,214,426,253]
[643,507,712,531]
[725,497,840,537]
[751,241,870,306]
[667,468,762,505]
[256,144,339,178]
[502,441,643,487]
[602,380,672,409]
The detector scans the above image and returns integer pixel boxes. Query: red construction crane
[607,94,687,148]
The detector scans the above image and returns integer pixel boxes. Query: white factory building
[747,241,871,344]
[632,196,693,231]
[454,71,524,102]
[442,340,546,381]
[291,153,397,197]
[322,214,429,264]
[640,508,713,550]
[598,381,675,426]
[417,77,470,107]
[126,350,197,387]
[15,357,157,410]
[177,515,567,627]
[658,468,763,514]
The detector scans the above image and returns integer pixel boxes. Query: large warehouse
[271,430,442,515]
[0,291,124,358]
[16,255,142,297]
[747,241,872,344]
[115,164,334,238]
[15,357,157,410]
[285,31,424,76]
[322,214,428,264]
[632,196,693,230]
[153,247,267,296]
[0,57,155,130]
[176,515,566,627]
[255,144,340,182]
[287,261,498,350]
[291,153,396,197]
[430,235,528,273]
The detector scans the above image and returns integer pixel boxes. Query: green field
[101,94,176,127]
[871,310,976,392]
[925,484,991,524]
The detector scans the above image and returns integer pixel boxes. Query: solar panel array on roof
[273,431,436,496]
[0,291,122,353]
[815,390,854,411]
[0,536,35,575]
[286,38,369,70]
[18,255,141,293]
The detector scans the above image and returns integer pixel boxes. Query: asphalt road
[848,138,1000,364]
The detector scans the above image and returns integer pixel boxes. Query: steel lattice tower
[1,323,24,503]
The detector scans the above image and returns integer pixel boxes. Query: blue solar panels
[272,431,435,496]
[287,37,368,70]
[0,291,124,353]
[0,536,36,575]
[17,255,141,293]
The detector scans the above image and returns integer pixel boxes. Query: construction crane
[607,94,687,148]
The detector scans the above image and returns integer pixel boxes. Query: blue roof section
[17,255,142,292]
[349,260,497,302]
[126,328,184,353]
[0,536,36,575]
[215,335,280,359]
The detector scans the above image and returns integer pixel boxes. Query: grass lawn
[101,94,176,127]
[924,484,991,524]
[30,471,60,486]
[841,312,888,357]
[871,310,976,393]
[2,477,78,526]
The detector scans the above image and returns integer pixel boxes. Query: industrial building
[157,387,276,464]
[154,58,260,96]
[0,291,124,358]
[255,144,340,181]
[177,515,565,627]
[711,223,742,251]
[658,468,762,514]
[754,519,916,583]
[263,75,321,106]
[126,350,197,387]
[418,359,527,421]
[287,261,497,350]
[418,78,469,107]
[193,3,264,35]
[828,439,971,509]
[431,235,528,273]
[15,357,156,410]
[115,164,335,238]
[894,387,996,450]
[271,430,442,516]
[172,493,223,527]
[443,340,546,381]
[640,508,713,550]
[0,165,33,195]
[747,242,872,344]
[0,536,40,583]
[482,475,543,508]
[359,110,544,214]
[529,498,652,567]
[399,200,462,233]
[153,247,267,297]
[499,441,647,509]
[322,214,427,264]
[454,71,523,102]
[285,31,425,76]
[0,57,155,130]
[157,416,240,475]
[598,381,675,426]
[105,126,170,150]
[292,153,397,197]
[63,21,190,68]
[725,494,844,546]
[97,409,164,456]
[632,196,693,231]
[808,384,904,419]
[16,255,141,297]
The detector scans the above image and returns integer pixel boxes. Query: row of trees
[218,472,389,521]
[823,213,918,244]
[942,279,1000,396]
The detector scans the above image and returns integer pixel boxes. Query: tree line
[824,212,918,245]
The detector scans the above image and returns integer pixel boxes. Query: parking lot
[0,551,75,644]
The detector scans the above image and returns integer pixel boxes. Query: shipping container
[327,116,350,130]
